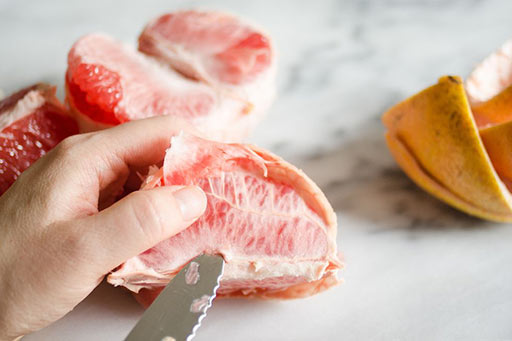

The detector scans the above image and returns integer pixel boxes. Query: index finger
[79,115,202,191]
[89,115,202,167]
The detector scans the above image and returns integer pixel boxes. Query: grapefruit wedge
[0,84,78,195]
[66,10,276,142]
[108,133,341,305]
[66,34,220,133]
[139,10,275,86]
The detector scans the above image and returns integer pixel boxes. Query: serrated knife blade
[124,254,225,341]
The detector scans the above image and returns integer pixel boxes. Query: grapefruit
[0,84,78,195]
[108,133,342,304]
[66,10,276,142]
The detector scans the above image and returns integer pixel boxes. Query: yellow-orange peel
[383,40,512,222]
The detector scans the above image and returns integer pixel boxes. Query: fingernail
[173,186,207,221]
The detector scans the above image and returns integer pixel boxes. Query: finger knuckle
[52,134,85,160]
[48,222,91,268]
[64,225,90,257]
[80,131,108,149]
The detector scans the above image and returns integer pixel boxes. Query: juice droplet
[190,295,210,313]
[185,261,200,285]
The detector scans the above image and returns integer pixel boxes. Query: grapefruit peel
[383,40,512,222]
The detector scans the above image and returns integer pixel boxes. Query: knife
[124,254,225,341]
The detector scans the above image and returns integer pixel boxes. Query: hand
[0,116,207,340]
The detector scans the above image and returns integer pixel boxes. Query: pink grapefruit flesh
[0,84,78,195]
[139,10,273,85]
[66,34,216,131]
[66,10,276,142]
[108,134,341,304]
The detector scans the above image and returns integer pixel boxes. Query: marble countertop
[2,0,512,339]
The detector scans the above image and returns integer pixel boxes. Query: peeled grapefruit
[0,84,78,195]
[66,10,276,142]
[108,133,341,305]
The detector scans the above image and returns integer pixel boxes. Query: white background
[1,0,512,340]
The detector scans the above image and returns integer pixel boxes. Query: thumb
[78,185,207,272]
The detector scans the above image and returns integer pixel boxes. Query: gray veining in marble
[2,0,512,340]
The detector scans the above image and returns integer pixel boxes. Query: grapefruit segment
[108,133,341,301]
[0,84,78,195]
[137,10,276,141]
[66,64,122,125]
[383,76,512,221]
[138,11,273,85]
[66,34,218,132]
[66,27,273,141]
